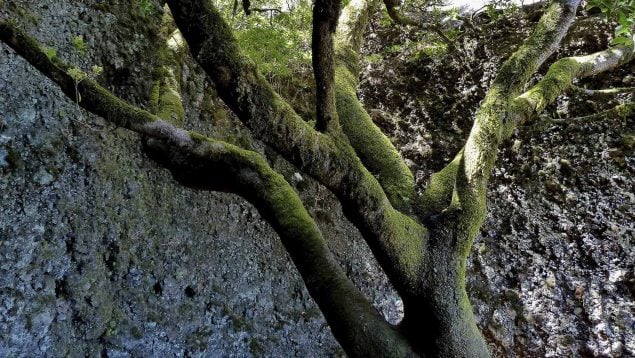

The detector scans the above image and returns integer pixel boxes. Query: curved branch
[165,1,428,296]
[452,0,581,241]
[334,0,416,212]
[513,40,635,123]
[0,22,417,357]
[382,0,453,46]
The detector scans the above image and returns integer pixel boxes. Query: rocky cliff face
[0,1,393,356]
[1,1,633,357]
[361,12,634,357]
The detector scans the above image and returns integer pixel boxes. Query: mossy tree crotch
[2,0,634,356]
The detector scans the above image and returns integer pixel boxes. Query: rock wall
[0,1,399,356]
[361,13,634,357]
[1,1,633,357]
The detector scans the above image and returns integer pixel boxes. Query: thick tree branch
[334,0,417,212]
[313,0,342,132]
[0,22,418,357]
[450,0,580,242]
[165,0,427,296]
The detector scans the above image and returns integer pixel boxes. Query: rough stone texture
[0,1,399,356]
[361,11,634,357]
[1,1,633,357]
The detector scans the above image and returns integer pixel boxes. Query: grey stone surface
[0,1,398,356]
[1,1,633,357]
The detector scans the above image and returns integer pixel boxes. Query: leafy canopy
[586,0,635,45]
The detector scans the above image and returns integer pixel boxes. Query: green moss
[130,326,143,339]
[335,65,415,210]
[421,150,462,214]
[383,207,427,279]
[41,46,57,61]
[522,58,580,113]
[615,102,635,118]
[71,35,86,54]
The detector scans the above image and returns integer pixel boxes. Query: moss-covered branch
[334,0,416,212]
[0,22,419,356]
[312,0,342,133]
[166,0,427,297]
[453,0,581,239]
[149,8,186,126]
[512,41,635,122]
[419,149,463,216]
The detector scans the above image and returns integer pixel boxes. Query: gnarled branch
[166,0,427,297]
[513,40,635,122]
[453,0,581,239]
[0,22,417,357]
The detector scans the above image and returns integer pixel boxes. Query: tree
[1,0,633,356]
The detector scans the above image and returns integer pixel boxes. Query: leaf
[611,36,633,46]
[41,46,57,61]
[67,67,87,82]
[91,65,104,76]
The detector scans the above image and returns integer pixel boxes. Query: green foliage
[67,67,87,82]
[71,35,86,54]
[587,0,635,46]
[484,0,520,22]
[225,0,313,80]
[42,46,56,60]
[91,65,104,76]
[137,0,155,16]
[412,42,448,60]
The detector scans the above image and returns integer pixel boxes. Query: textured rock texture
[0,1,399,356]
[1,1,633,357]
[361,13,634,357]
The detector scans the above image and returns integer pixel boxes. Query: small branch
[250,7,282,14]
[382,0,454,47]
[547,102,635,123]
[513,40,635,124]
[570,85,635,97]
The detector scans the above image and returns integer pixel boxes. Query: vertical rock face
[360,14,634,357]
[2,1,633,357]
[0,1,401,356]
